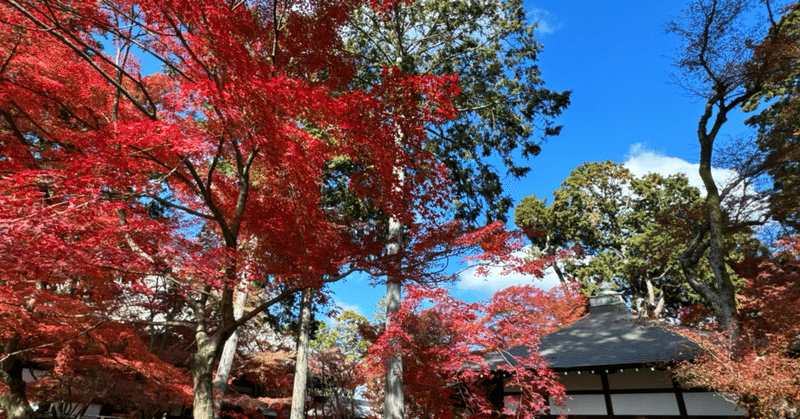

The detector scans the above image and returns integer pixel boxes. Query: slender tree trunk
[215,236,258,405]
[698,132,739,333]
[384,213,404,419]
[384,278,404,419]
[213,287,248,407]
[0,337,35,419]
[290,289,313,419]
[383,113,406,419]
[548,245,569,294]
[192,334,218,419]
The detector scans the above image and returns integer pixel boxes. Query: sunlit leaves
[347,0,570,224]
[360,284,585,419]
[675,238,800,416]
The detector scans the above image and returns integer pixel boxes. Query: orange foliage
[675,238,800,417]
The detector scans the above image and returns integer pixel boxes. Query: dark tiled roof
[485,303,701,370]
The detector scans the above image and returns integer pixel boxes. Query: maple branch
[206,138,224,193]
[230,145,258,239]
[0,109,34,158]
[6,85,98,132]
[230,135,246,177]
[87,329,127,366]
[96,0,195,83]
[152,0,215,81]
[0,34,21,74]
[271,0,279,62]
[230,0,247,12]
[232,269,358,331]
[244,147,258,176]
[112,36,133,122]
[101,315,195,329]
[127,146,203,197]
[5,0,158,120]
[181,157,235,244]
[327,268,359,283]
[0,321,106,363]
[231,286,297,332]
[116,208,157,265]
[209,105,246,171]
[139,193,215,221]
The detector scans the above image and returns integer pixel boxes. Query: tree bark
[290,289,313,419]
[213,287,248,407]
[192,333,219,419]
[0,337,35,419]
[547,241,570,295]
[384,279,403,419]
[698,131,739,333]
[384,213,404,419]
[383,111,406,419]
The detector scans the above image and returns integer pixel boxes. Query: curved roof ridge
[485,303,701,370]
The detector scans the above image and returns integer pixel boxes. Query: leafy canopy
[347,0,570,223]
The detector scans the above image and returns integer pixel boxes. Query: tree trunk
[0,337,35,419]
[192,334,218,419]
[698,133,739,333]
[290,289,313,419]
[213,287,248,407]
[382,111,406,419]
[549,245,569,294]
[384,279,403,419]
[383,114,406,419]
[384,212,404,419]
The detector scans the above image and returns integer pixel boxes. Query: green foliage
[516,161,717,317]
[743,4,800,233]
[311,310,370,361]
[347,0,570,223]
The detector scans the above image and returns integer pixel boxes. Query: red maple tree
[2,1,464,418]
[361,284,586,419]
[674,238,800,417]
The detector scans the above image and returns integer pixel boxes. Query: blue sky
[327,0,763,318]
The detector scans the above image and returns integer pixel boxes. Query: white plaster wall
[85,404,102,417]
[683,392,746,416]
[549,395,607,415]
[611,393,680,415]
[22,369,47,383]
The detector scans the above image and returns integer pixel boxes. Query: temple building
[485,283,745,418]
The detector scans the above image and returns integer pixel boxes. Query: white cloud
[456,251,563,293]
[320,299,366,326]
[454,144,764,296]
[625,143,768,226]
[330,299,363,316]
[528,8,561,35]
[623,143,738,194]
